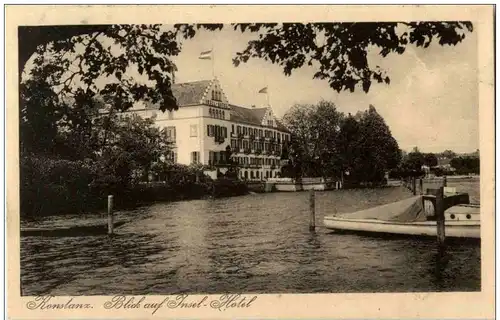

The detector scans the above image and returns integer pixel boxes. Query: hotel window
[259,129,263,137]
[190,124,198,137]
[191,151,200,164]
[237,126,241,134]
[166,126,176,141]
[222,111,225,119]
[231,125,235,134]
[166,150,177,162]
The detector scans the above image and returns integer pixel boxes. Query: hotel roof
[168,80,289,132]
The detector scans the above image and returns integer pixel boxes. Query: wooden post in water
[419,178,424,195]
[435,187,445,247]
[309,189,316,232]
[107,195,114,235]
[443,175,447,187]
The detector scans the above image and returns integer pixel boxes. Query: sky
[171,26,478,154]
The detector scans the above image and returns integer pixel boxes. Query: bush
[21,155,248,217]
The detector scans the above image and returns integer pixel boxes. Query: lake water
[20,186,481,296]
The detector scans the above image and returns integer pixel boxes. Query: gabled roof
[171,80,212,106]
[229,104,289,132]
[229,104,267,125]
[145,79,289,132]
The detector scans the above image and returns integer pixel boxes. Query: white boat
[323,195,480,239]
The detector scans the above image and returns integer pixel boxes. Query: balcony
[208,159,234,167]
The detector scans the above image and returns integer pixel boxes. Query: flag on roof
[199,50,212,60]
[258,87,268,94]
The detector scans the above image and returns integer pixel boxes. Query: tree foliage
[20,22,473,120]
[19,24,223,114]
[281,102,401,185]
[281,101,343,178]
[232,22,473,92]
[450,156,480,175]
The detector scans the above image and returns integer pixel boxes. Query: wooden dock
[21,220,127,237]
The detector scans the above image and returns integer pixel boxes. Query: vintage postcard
[5,4,495,320]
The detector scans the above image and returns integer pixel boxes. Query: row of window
[232,124,289,142]
[241,170,279,180]
[166,124,288,145]
[211,89,222,101]
[207,124,228,138]
[208,150,229,164]
[234,156,280,166]
[209,108,225,119]
[230,139,282,153]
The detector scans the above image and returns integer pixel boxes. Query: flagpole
[211,45,215,79]
[264,73,270,106]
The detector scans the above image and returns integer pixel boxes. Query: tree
[232,22,473,93]
[19,24,224,114]
[424,153,438,167]
[450,156,480,175]
[402,148,425,172]
[336,113,363,181]
[350,105,401,184]
[440,149,457,159]
[282,100,343,178]
[89,113,173,192]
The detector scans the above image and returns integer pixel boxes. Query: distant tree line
[389,147,479,178]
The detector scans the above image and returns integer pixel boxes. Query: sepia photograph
[6,4,495,320]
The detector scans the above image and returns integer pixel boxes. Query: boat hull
[323,217,480,238]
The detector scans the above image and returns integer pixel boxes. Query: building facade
[132,78,291,180]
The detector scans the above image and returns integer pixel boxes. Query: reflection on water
[21,187,481,296]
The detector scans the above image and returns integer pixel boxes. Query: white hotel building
[133,78,291,180]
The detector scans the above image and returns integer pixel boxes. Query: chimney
[251,104,256,109]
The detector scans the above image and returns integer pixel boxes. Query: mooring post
[309,189,316,231]
[419,178,424,195]
[435,187,445,247]
[412,177,417,195]
[107,195,114,235]
[443,175,447,187]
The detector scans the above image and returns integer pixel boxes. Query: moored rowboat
[323,215,479,238]
[323,195,480,239]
